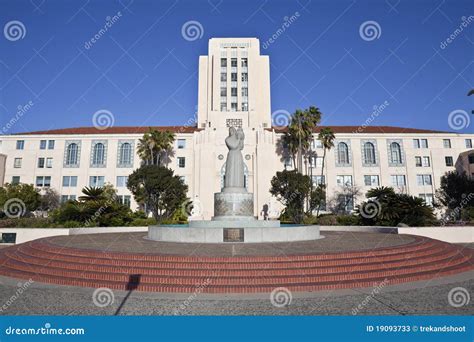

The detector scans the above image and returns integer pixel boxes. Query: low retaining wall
[0,226,472,244]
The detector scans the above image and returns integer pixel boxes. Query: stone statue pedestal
[213,192,254,221]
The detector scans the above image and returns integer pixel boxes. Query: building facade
[0,38,473,219]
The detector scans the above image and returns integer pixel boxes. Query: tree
[436,171,474,221]
[281,106,322,172]
[137,128,175,166]
[270,170,312,223]
[127,165,188,223]
[0,183,41,218]
[79,187,107,202]
[356,186,436,227]
[316,127,335,217]
[38,188,60,214]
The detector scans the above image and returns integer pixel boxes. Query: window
[38,157,45,168]
[363,142,376,165]
[415,156,422,167]
[177,139,186,149]
[118,142,132,166]
[92,142,106,166]
[466,139,472,148]
[231,58,237,67]
[40,140,47,150]
[231,102,237,111]
[417,174,432,186]
[220,102,227,111]
[313,140,323,149]
[177,157,185,168]
[61,195,76,203]
[241,58,248,67]
[36,176,51,187]
[337,142,349,165]
[231,87,237,96]
[118,195,131,208]
[48,140,55,149]
[220,73,227,82]
[312,175,325,186]
[241,102,248,111]
[336,175,352,187]
[443,139,451,148]
[11,176,20,185]
[16,140,24,150]
[445,156,453,166]
[116,176,128,187]
[364,175,380,186]
[241,73,248,82]
[63,176,78,187]
[469,154,474,164]
[13,158,22,168]
[89,176,105,187]
[389,142,402,164]
[422,156,430,167]
[65,143,79,166]
[220,87,227,96]
[231,73,237,81]
[419,193,434,206]
[242,87,248,97]
[391,175,406,186]
[284,157,293,168]
[414,139,428,148]
[46,158,53,168]
[220,58,227,67]
[337,194,354,212]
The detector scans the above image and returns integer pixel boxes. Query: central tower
[197,38,271,129]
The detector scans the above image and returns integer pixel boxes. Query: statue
[223,127,245,190]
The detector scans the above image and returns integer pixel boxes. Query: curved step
[0,251,470,286]
[4,244,461,277]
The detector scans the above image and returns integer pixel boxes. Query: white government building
[0,38,473,219]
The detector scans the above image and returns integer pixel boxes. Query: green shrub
[61,220,82,228]
[336,215,360,226]
[316,214,337,225]
[129,218,157,226]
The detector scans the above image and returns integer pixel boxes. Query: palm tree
[137,128,175,166]
[79,187,106,202]
[316,127,335,217]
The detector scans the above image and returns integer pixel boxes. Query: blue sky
[0,0,472,134]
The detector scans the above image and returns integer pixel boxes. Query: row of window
[59,194,131,207]
[12,175,130,188]
[311,174,433,188]
[15,139,187,151]
[413,138,472,149]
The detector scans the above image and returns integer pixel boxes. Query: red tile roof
[270,125,447,134]
[17,126,200,135]
[14,125,448,135]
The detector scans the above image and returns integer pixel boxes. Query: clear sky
[0,0,473,134]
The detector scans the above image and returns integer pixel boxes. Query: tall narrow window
[363,142,376,165]
[66,143,79,166]
[92,143,105,166]
[337,142,349,165]
[390,142,402,164]
[119,142,132,166]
